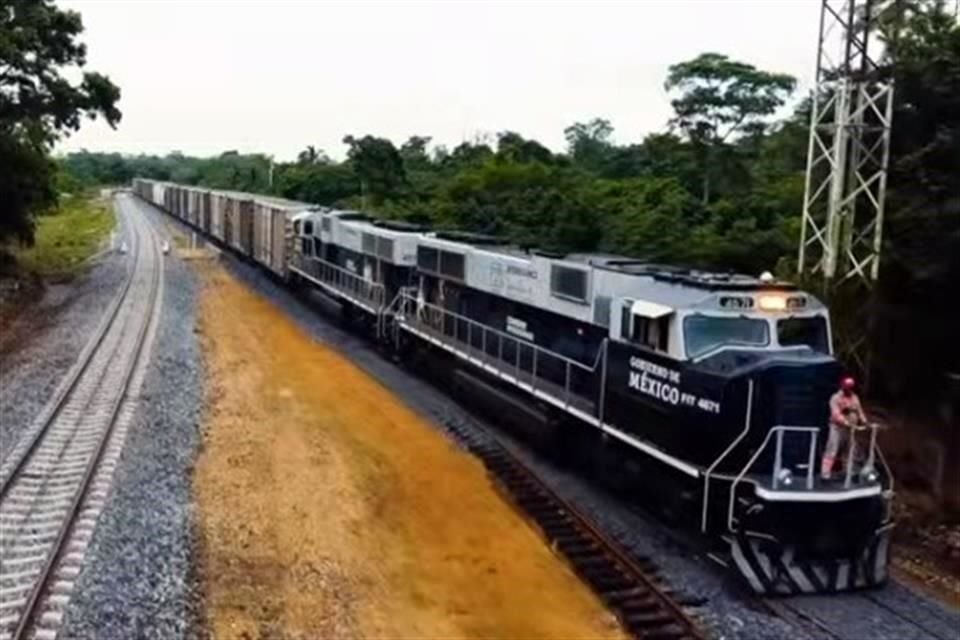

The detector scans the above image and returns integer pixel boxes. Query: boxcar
[252,201,284,276]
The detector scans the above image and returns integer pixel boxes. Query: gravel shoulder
[58,197,204,639]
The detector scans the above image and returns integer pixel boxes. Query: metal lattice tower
[798,0,896,286]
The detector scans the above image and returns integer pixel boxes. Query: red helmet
[841,377,856,391]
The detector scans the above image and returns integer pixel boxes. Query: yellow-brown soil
[193,261,625,639]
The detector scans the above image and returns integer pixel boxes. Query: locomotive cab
[606,281,892,594]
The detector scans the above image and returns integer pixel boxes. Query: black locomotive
[133,178,894,594]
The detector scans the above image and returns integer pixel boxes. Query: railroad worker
[821,376,868,480]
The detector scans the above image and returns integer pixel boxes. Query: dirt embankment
[193,262,624,639]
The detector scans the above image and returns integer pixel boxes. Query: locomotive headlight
[861,467,879,483]
[758,295,787,311]
[776,468,793,487]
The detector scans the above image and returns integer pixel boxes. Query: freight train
[131,178,894,595]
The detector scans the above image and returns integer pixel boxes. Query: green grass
[15,196,115,278]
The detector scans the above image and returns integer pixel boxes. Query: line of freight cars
[147,181,300,278]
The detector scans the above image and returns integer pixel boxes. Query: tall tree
[342,135,407,205]
[436,160,599,251]
[296,145,330,166]
[274,162,358,205]
[869,0,960,404]
[665,52,795,204]
[399,135,434,174]
[592,177,698,261]
[440,141,494,173]
[399,135,431,161]
[0,0,120,247]
[0,135,55,250]
[564,118,614,171]
[495,131,555,164]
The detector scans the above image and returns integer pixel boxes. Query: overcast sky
[56,0,821,161]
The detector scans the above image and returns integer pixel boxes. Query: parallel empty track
[0,199,162,640]
[444,420,706,640]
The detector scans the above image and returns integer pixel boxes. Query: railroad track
[442,418,705,640]
[762,587,960,640]
[0,198,163,640]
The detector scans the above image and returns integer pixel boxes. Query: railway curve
[0,197,164,640]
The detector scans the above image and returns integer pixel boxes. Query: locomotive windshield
[777,316,830,354]
[683,314,769,358]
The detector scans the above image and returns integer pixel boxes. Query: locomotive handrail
[398,292,600,374]
[395,291,604,414]
[842,422,884,489]
[292,254,386,311]
[875,439,895,495]
[772,426,820,490]
[701,379,754,533]
[727,425,819,534]
[726,422,890,534]
[378,287,416,341]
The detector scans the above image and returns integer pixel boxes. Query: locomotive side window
[778,316,829,354]
[620,301,670,353]
[620,304,632,341]
[362,232,377,255]
[377,237,394,260]
[632,316,669,352]
[417,247,439,272]
[684,314,769,358]
[439,251,465,280]
[550,265,589,303]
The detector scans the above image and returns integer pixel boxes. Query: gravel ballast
[58,198,204,639]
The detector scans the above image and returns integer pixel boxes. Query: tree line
[6,1,960,412]
[61,51,804,277]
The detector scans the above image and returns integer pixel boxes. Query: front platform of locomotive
[683,277,894,595]
[718,360,893,594]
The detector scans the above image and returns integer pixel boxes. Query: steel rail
[4,208,162,640]
[761,591,956,640]
[444,418,706,640]
[0,224,137,500]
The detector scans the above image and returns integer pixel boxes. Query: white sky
[56,0,821,161]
